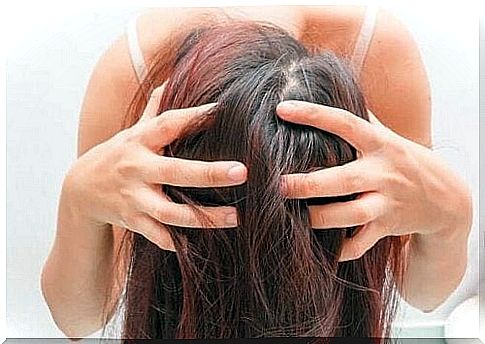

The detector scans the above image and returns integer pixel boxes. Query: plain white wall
[384,3,480,336]
[6,7,142,338]
[6,4,479,338]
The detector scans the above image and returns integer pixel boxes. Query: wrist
[413,186,472,250]
[62,168,108,230]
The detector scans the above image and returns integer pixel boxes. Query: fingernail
[225,211,238,227]
[155,83,167,93]
[281,100,299,107]
[278,101,300,112]
[201,102,218,110]
[227,164,247,182]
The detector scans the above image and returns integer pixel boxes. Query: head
[112,20,404,340]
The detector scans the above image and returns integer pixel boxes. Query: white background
[3,1,481,339]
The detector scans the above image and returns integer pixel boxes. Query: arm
[41,8,186,335]
[40,33,139,337]
[403,198,472,312]
[362,9,472,312]
[41,8,246,338]
[299,7,472,312]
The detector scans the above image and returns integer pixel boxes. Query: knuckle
[352,242,366,259]
[124,127,143,144]
[342,121,356,139]
[121,212,137,229]
[340,113,357,137]
[154,114,169,130]
[160,159,180,184]
[180,211,195,227]
[390,140,408,157]
[116,160,138,179]
[203,166,218,185]
[348,236,368,259]
[376,220,391,236]
[354,204,372,223]
[156,115,169,128]
[153,206,169,223]
[156,162,170,181]
[382,173,401,190]
[119,186,134,202]
[302,175,319,195]
[166,206,190,226]
[368,133,384,151]
[342,172,360,192]
[282,176,295,195]
[160,122,178,140]
[314,209,327,228]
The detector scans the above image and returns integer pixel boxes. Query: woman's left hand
[276,100,472,262]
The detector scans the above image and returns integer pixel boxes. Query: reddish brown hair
[110,20,405,341]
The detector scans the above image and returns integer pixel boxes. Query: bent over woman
[41,6,473,340]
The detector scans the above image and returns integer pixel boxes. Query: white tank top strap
[126,13,148,84]
[126,8,377,83]
[351,5,379,77]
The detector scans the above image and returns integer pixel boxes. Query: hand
[276,100,472,262]
[64,85,247,251]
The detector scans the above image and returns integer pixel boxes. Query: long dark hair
[110,20,405,340]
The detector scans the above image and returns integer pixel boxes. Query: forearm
[41,175,116,337]
[399,190,473,312]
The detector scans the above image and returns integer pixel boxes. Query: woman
[123,20,406,339]
[40,6,473,339]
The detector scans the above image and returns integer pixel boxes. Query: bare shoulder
[78,8,211,155]
[361,8,432,147]
[77,33,138,156]
[301,6,431,147]
[76,8,223,320]
[136,7,224,66]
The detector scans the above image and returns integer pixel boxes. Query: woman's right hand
[63,86,247,251]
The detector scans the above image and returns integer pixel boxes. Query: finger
[156,202,239,228]
[276,100,383,152]
[143,156,247,187]
[141,102,217,150]
[308,192,385,229]
[281,160,375,198]
[127,214,175,251]
[137,188,239,228]
[338,222,385,262]
[139,82,167,122]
